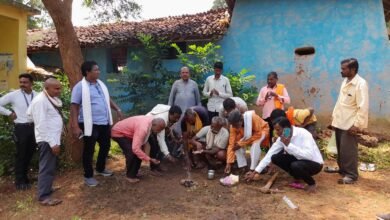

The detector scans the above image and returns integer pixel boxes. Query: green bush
[0,115,15,176]
[226,68,258,104]
[108,34,176,115]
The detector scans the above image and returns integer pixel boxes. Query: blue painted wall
[219,0,390,126]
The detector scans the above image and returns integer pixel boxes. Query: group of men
[0,58,368,206]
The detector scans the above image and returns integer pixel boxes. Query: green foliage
[23,0,53,29]
[83,0,141,23]
[226,68,258,103]
[0,115,15,176]
[359,143,390,169]
[171,42,222,85]
[25,0,141,29]
[211,0,228,9]
[108,34,176,115]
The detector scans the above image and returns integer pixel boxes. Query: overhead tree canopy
[211,0,227,9]
[24,0,141,29]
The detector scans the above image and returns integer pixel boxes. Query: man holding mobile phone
[246,117,323,193]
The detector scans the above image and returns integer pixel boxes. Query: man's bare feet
[305,184,317,193]
[126,177,140,183]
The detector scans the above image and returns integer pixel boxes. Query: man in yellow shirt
[331,58,369,185]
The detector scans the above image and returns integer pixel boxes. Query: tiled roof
[27,8,229,53]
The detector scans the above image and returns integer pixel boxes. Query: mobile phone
[282,128,291,138]
[78,131,84,139]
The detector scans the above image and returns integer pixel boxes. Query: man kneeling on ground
[190,116,229,170]
[111,116,165,183]
[246,117,323,193]
[225,109,269,175]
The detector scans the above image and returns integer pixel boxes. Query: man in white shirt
[28,78,63,206]
[331,58,368,184]
[246,117,324,193]
[190,116,229,169]
[0,73,38,190]
[146,104,182,175]
[202,62,233,120]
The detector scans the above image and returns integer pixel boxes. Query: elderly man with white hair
[190,116,229,169]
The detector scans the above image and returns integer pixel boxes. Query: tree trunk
[42,0,84,162]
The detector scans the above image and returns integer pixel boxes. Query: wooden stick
[259,172,279,193]
[245,172,281,194]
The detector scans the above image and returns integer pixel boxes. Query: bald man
[27,77,63,206]
[111,116,166,183]
[168,66,201,134]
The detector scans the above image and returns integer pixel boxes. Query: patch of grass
[359,142,390,169]
[109,141,122,156]
[318,138,390,169]
[71,216,83,220]
[93,140,122,161]
[14,196,35,213]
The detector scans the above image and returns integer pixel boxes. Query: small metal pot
[207,170,215,180]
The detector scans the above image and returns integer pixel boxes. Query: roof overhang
[0,0,40,15]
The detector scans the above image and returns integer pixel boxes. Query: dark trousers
[271,150,322,185]
[80,124,111,178]
[13,123,36,185]
[335,128,358,180]
[112,137,141,178]
[37,142,57,201]
[148,133,162,170]
[264,117,274,145]
[208,111,219,121]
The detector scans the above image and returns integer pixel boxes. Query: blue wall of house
[219,0,390,126]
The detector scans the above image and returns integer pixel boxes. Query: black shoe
[15,183,31,191]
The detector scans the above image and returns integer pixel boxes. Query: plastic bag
[326,131,338,155]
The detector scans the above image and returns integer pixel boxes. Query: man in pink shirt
[111,116,165,183]
[256,72,290,144]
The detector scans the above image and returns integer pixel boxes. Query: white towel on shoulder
[241,110,253,141]
[81,77,113,136]
[147,104,171,116]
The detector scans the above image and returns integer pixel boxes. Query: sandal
[337,176,356,184]
[39,198,62,206]
[288,182,305,189]
[359,163,368,172]
[324,166,339,173]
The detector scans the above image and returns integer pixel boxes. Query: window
[110,47,127,73]
[163,42,187,59]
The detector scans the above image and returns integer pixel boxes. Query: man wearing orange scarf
[256,72,290,144]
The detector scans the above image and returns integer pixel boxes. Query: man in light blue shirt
[71,61,123,187]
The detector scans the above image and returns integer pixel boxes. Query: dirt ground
[0,156,389,220]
